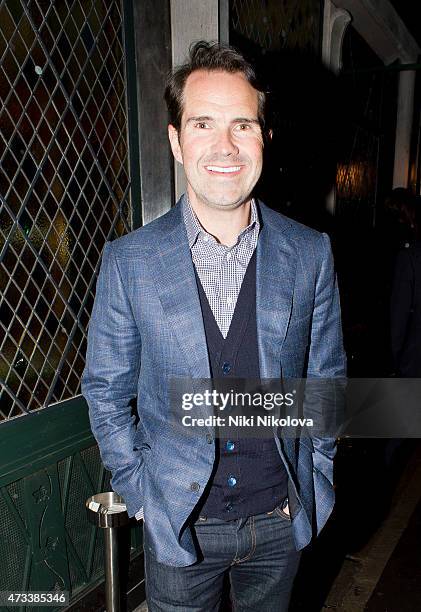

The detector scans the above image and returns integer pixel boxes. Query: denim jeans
[144,503,302,611]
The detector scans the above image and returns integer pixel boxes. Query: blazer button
[227,475,237,487]
[190,482,200,492]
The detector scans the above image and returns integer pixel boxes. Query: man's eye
[237,123,250,130]
[195,122,209,129]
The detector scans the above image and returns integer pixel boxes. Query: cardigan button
[222,362,231,374]
[226,440,235,451]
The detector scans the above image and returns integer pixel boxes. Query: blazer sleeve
[304,233,347,482]
[307,233,346,380]
[81,241,144,517]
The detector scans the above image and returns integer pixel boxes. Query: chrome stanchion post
[104,526,120,611]
[86,492,130,612]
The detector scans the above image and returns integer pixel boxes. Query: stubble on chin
[190,182,254,212]
[199,194,249,211]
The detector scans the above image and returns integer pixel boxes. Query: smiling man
[168,68,263,223]
[82,42,346,611]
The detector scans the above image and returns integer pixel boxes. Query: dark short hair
[385,187,418,236]
[164,40,266,133]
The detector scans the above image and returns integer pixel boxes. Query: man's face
[168,70,264,211]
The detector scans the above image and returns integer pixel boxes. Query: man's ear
[168,124,183,165]
[262,127,273,148]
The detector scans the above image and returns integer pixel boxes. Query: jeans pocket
[266,499,291,521]
[274,504,291,521]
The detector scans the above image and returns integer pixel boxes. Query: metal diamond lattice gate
[0,0,137,421]
[230,0,322,53]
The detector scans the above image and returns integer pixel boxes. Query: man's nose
[215,128,239,156]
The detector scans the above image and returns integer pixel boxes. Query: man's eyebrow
[185,116,260,125]
[232,117,260,125]
[185,116,213,124]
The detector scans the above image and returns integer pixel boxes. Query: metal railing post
[86,492,130,612]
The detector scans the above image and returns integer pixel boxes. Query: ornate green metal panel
[0,399,143,610]
[23,467,71,593]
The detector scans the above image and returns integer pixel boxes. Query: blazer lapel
[256,204,297,378]
[150,201,211,379]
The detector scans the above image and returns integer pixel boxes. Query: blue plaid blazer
[82,195,346,566]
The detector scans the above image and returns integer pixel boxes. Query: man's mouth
[204,165,242,174]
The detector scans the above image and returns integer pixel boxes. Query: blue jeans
[144,503,302,611]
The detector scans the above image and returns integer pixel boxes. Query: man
[82,41,346,611]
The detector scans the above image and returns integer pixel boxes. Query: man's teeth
[205,166,241,173]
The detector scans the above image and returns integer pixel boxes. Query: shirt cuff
[135,506,144,521]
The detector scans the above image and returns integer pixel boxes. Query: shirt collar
[182,195,260,250]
